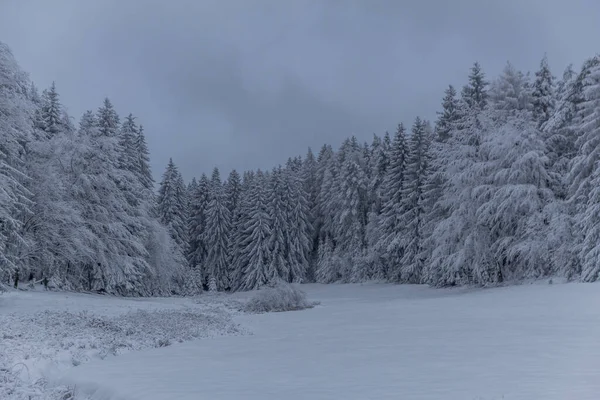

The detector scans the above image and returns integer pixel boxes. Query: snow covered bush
[243,281,318,313]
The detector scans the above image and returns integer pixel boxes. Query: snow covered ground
[0,288,248,399]
[3,282,600,399]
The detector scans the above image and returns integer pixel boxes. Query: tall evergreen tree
[157,158,188,252]
[314,144,337,252]
[225,169,242,214]
[474,115,555,282]
[284,165,311,282]
[567,56,600,208]
[532,55,556,127]
[69,105,151,294]
[225,169,245,282]
[267,167,289,281]
[117,113,146,217]
[187,177,198,199]
[40,82,62,137]
[364,133,391,279]
[544,64,579,183]
[187,173,210,289]
[301,147,319,281]
[398,118,432,283]
[335,137,368,281]
[135,124,155,195]
[566,56,600,281]
[25,82,88,288]
[427,72,490,286]
[367,133,390,214]
[435,85,460,142]
[203,168,232,291]
[228,171,253,288]
[238,171,273,290]
[377,123,408,280]
[119,114,139,172]
[489,61,532,120]
[302,148,319,212]
[0,42,34,288]
[461,61,489,110]
[97,98,120,137]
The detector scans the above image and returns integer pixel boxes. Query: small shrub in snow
[243,281,319,314]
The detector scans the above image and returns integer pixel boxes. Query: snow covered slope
[56,282,600,400]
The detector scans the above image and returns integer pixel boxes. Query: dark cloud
[1,0,599,181]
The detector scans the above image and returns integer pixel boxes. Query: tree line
[2,39,600,295]
[1,42,184,295]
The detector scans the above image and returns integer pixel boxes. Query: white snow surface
[3,282,600,399]
[49,282,600,400]
[0,288,248,399]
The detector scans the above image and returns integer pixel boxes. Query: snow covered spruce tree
[228,171,254,289]
[312,145,336,279]
[203,168,232,291]
[363,133,390,279]
[24,82,89,289]
[435,85,460,143]
[418,85,466,275]
[0,42,34,288]
[186,173,210,292]
[157,158,188,257]
[532,55,556,128]
[117,114,148,230]
[367,133,390,215]
[187,177,198,200]
[542,63,579,182]
[186,179,199,238]
[474,63,557,282]
[375,123,408,281]
[225,169,242,215]
[236,170,273,291]
[135,124,155,200]
[425,62,491,286]
[39,82,62,137]
[426,61,562,285]
[261,163,310,284]
[301,147,320,280]
[566,56,600,281]
[64,100,156,294]
[334,137,369,281]
[284,162,311,283]
[313,160,344,281]
[316,147,338,244]
[397,118,433,283]
[489,61,533,122]
[475,116,556,281]
[461,61,489,110]
[267,167,289,281]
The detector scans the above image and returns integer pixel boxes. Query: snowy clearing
[0,289,248,399]
[39,282,600,400]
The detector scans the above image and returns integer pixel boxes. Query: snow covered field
[3,282,600,399]
[0,289,248,399]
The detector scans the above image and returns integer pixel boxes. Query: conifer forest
[2,40,600,296]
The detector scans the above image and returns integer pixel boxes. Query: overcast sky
[1,0,599,182]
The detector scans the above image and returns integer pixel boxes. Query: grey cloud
[1,0,600,181]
